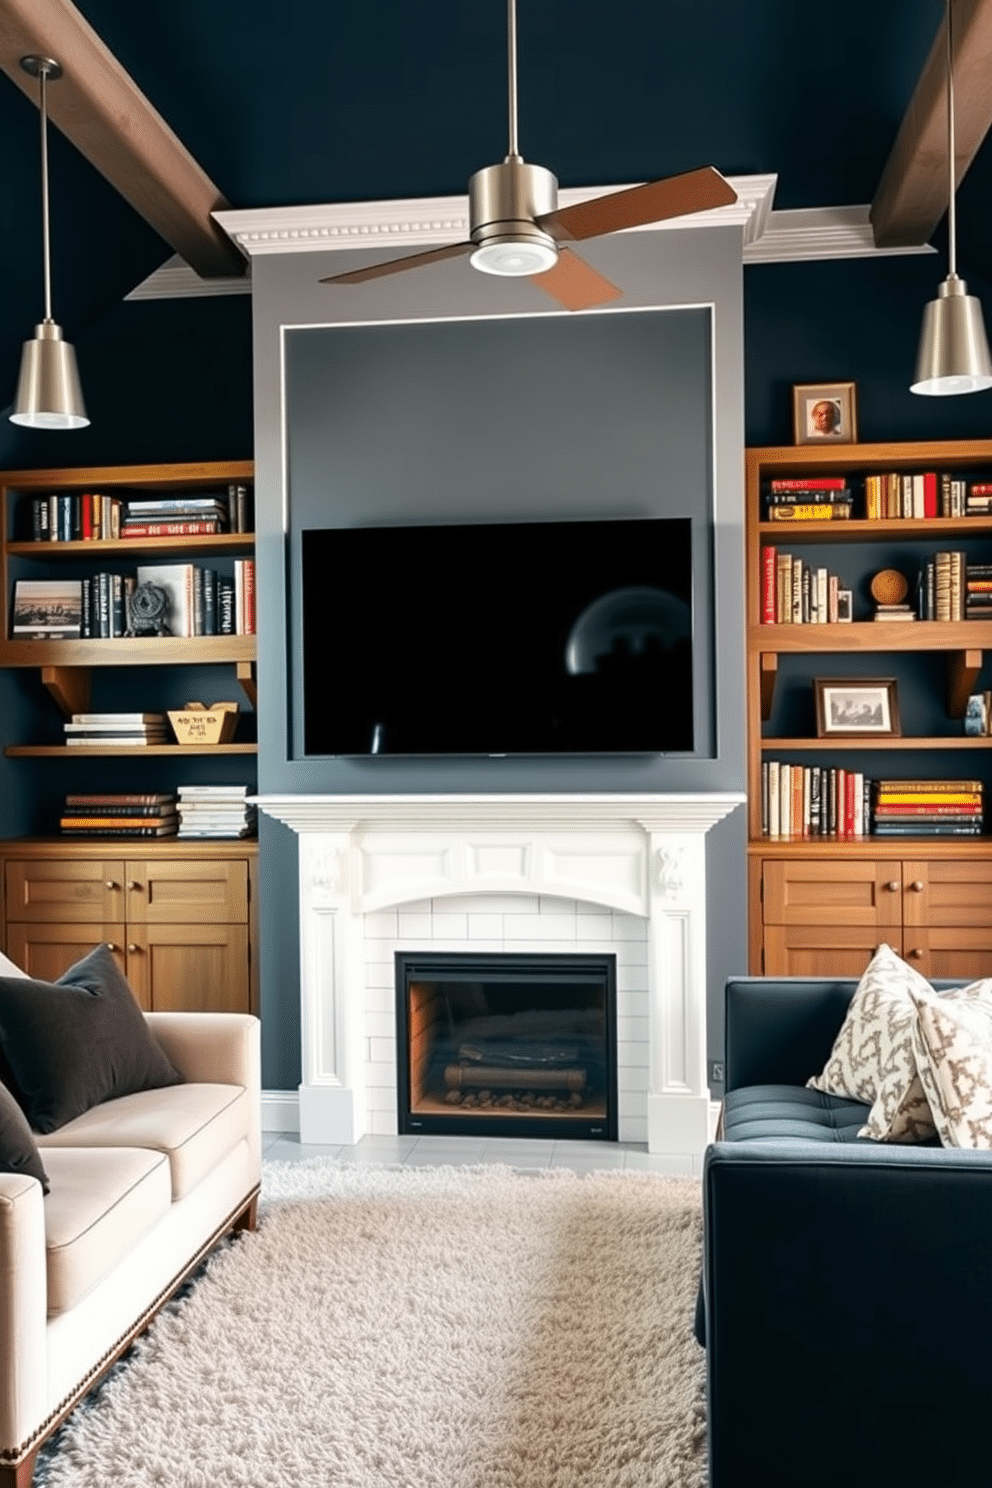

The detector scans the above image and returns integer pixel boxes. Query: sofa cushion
[41,1146,171,1314]
[806,942,938,1142]
[908,984,992,1147]
[36,1082,248,1200]
[0,944,182,1134]
[0,1078,49,1192]
[723,1084,874,1143]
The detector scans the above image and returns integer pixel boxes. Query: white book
[135,564,195,637]
[768,761,780,838]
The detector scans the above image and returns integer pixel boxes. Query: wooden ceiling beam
[871,0,992,249]
[0,0,244,277]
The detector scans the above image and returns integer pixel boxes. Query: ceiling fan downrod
[467,0,560,276]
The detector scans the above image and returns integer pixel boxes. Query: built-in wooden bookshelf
[746,439,992,980]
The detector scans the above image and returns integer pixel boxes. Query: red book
[843,771,855,839]
[242,558,256,635]
[121,520,221,537]
[923,471,938,518]
[81,492,94,540]
[970,483,992,495]
[761,546,776,623]
[769,477,848,491]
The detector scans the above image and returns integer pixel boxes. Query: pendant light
[910,0,992,395]
[10,56,89,429]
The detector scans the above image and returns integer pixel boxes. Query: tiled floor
[262,1130,700,1176]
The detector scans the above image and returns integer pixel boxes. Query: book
[65,735,169,746]
[125,496,230,512]
[59,803,178,818]
[761,546,776,623]
[12,579,83,639]
[768,477,848,491]
[874,779,983,791]
[121,520,222,537]
[876,792,982,806]
[70,713,166,724]
[135,563,195,637]
[59,823,180,837]
[766,490,853,505]
[60,815,177,829]
[63,793,176,806]
[767,503,852,522]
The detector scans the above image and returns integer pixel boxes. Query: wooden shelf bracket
[759,653,778,723]
[948,649,984,719]
[235,660,257,710]
[41,666,91,719]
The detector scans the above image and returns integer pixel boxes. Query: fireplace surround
[255,792,743,1162]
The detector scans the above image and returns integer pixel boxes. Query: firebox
[395,951,618,1141]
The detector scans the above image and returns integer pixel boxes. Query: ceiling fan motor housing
[468,157,559,274]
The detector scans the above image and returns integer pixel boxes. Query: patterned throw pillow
[908,983,992,1147]
[807,943,937,1142]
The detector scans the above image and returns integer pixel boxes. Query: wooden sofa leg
[232,1193,259,1233]
[0,1447,39,1488]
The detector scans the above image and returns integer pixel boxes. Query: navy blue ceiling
[1,0,986,415]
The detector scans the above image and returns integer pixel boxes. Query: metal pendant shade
[10,57,89,429]
[911,1,992,396]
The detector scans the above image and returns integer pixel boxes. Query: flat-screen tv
[301,515,695,757]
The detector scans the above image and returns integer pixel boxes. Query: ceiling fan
[320,0,738,311]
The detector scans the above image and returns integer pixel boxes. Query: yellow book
[768,504,851,522]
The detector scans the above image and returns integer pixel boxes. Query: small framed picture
[814,677,900,738]
[793,382,858,446]
[11,578,82,640]
[835,589,853,623]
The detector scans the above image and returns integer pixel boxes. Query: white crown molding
[125,253,252,300]
[212,174,776,259]
[743,204,935,264]
[127,177,934,299]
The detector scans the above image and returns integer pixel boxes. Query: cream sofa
[0,1006,261,1488]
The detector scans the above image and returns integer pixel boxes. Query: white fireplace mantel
[255,792,743,1158]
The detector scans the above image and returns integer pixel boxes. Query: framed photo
[814,677,900,738]
[11,578,82,640]
[793,382,858,446]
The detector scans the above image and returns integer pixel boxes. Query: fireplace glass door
[396,952,618,1141]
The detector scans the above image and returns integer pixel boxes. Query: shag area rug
[36,1160,705,1488]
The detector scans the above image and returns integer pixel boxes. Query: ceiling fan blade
[532,248,623,312]
[539,167,737,243]
[320,242,473,284]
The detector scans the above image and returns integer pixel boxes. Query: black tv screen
[301,516,695,757]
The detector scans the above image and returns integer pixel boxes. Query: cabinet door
[125,858,248,925]
[762,859,903,930]
[5,858,125,923]
[763,924,888,977]
[5,924,127,983]
[900,928,992,982]
[900,858,992,931]
[125,924,250,1013]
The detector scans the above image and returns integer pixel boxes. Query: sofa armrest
[703,1140,992,1488]
[0,1174,49,1458]
[144,1012,259,1089]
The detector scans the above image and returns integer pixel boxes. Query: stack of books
[121,494,230,538]
[64,712,169,746]
[872,779,984,837]
[762,762,871,839]
[965,562,992,620]
[966,481,992,516]
[59,793,178,837]
[765,478,853,522]
[761,549,852,624]
[177,785,256,839]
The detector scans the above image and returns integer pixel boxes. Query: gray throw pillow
[0,944,183,1134]
[0,1078,50,1193]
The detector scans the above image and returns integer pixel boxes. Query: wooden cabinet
[0,839,257,1014]
[746,439,992,977]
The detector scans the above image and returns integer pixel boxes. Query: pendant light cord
[506,0,519,160]
[946,0,957,279]
[38,62,53,323]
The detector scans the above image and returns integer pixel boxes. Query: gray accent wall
[248,226,747,1093]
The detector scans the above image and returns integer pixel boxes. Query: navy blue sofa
[699,975,992,1488]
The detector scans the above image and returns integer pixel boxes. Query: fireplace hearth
[397,952,618,1140]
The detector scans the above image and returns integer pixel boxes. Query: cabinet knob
[127,942,139,954]
[126,880,140,891]
[105,880,117,890]
[910,880,924,893]
[886,880,900,892]
[908,948,924,960]
[105,942,116,952]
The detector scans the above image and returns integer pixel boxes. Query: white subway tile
[431,912,468,939]
[398,912,432,938]
[467,913,503,940]
[369,1037,395,1065]
[617,1016,650,1045]
[616,1064,649,1092]
[577,913,613,940]
[366,1011,396,1039]
[611,916,647,942]
[503,914,577,941]
[538,895,578,916]
[364,910,398,939]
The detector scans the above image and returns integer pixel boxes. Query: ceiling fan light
[10,321,89,429]
[910,275,992,396]
[469,237,559,277]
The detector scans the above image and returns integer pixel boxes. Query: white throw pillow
[0,949,26,978]
[807,943,937,1142]
[908,982,992,1148]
